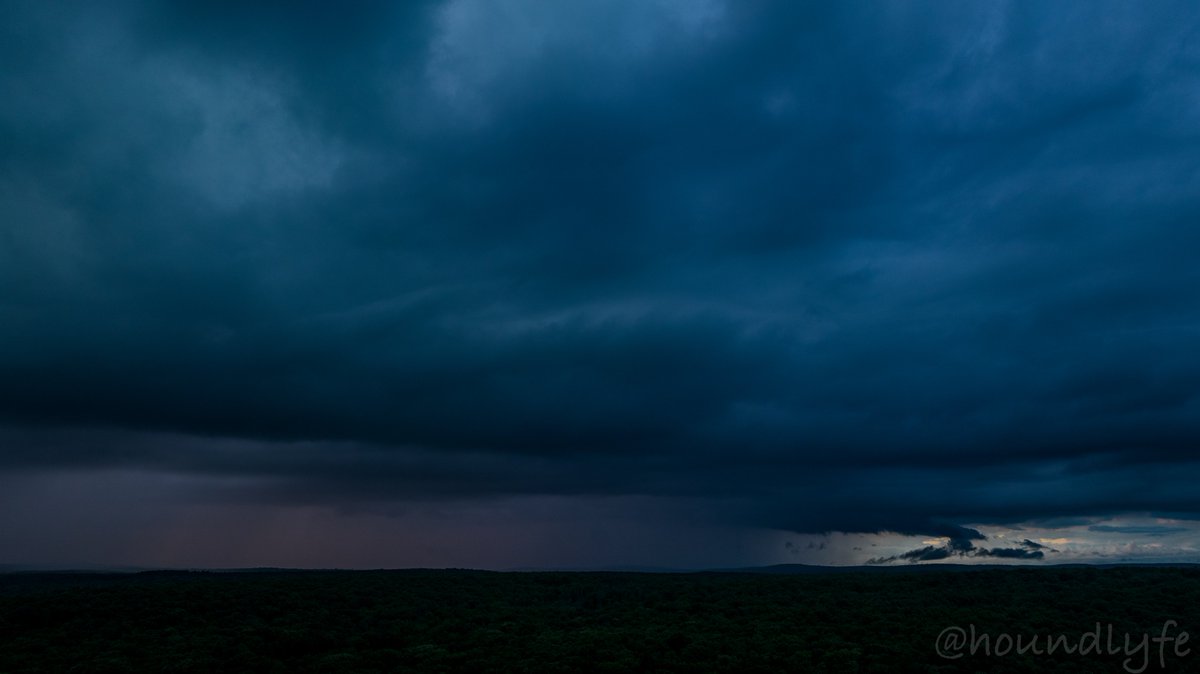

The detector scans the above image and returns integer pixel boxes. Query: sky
[2,0,1200,569]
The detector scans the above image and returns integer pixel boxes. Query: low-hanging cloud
[868,535,1051,564]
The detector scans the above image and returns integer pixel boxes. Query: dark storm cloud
[867,533,1050,564]
[869,546,953,564]
[3,0,1200,544]
[972,547,1045,561]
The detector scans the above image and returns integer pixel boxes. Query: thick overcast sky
[3,0,1200,569]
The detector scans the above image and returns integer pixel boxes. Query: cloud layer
[3,1,1200,562]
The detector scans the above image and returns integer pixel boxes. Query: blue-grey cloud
[1088,525,1190,537]
[2,0,1200,553]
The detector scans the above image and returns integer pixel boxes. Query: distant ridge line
[4,561,1200,576]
